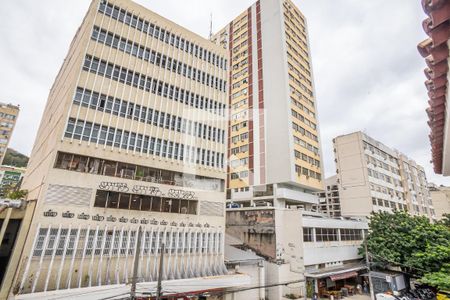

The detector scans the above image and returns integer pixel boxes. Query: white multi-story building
[0,0,251,298]
[333,131,435,220]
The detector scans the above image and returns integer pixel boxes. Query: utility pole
[131,226,143,300]
[364,239,375,300]
[156,243,165,300]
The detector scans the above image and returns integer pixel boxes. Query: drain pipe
[258,260,265,300]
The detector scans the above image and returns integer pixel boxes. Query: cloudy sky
[0,0,447,185]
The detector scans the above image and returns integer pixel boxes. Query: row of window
[94,190,198,215]
[295,165,321,180]
[289,74,313,97]
[294,150,320,167]
[231,120,248,132]
[367,168,401,187]
[291,109,316,130]
[92,26,226,92]
[363,141,398,164]
[74,87,225,144]
[294,136,320,156]
[365,154,400,175]
[292,122,318,142]
[292,97,315,118]
[83,55,226,117]
[65,118,225,169]
[33,227,222,257]
[230,144,249,155]
[230,157,248,168]
[55,152,224,191]
[303,228,363,242]
[230,170,249,180]
[231,132,249,144]
[0,113,16,120]
[372,197,407,211]
[98,1,227,70]
[290,84,314,109]
[369,182,405,200]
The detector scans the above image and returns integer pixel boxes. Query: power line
[139,278,306,298]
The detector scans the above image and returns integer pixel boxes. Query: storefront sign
[98,182,129,192]
[43,209,57,217]
[107,215,117,222]
[62,211,75,218]
[92,214,105,221]
[78,213,89,220]
[98,182,197,200]
[167,189,197,200]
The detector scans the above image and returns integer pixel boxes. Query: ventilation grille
[45,184,92,207]
[200,201,224,216]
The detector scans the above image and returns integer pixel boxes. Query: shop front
[306,264,367,299]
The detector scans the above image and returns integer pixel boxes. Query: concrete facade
[225,207,368,299]
[0,103,19,165]
[213,0,323,205]
[428,184,450,220]
[0,0,238,298]
[333,131,435,220]
[316,175,341,218]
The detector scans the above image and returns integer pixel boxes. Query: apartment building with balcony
[0,103,19,164]
[316,175,341,218]
[333,131,435,220]
[428,183,450,220]
[0,0,252,298]
[213,0,324,209]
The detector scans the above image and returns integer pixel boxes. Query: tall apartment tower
[333,131,435,220]
[0,102,19,164]
[1,0,247,298]
[213,0,323,208]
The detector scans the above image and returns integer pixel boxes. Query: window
[54,152,224,192]
[303,227,313,242]
[315,228,338,242]
[340,229,362,241]
[94,190,198,215]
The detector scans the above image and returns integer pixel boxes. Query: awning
[305,263,366,279]
[330,271,358,281]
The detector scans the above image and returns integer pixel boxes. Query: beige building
[333,131,435,220]
[213,0,323,208]
[212,1,367,299]
[428,183,450,220]
[0,0,253,298]
[317,175,341,218]
[0,103,19,165]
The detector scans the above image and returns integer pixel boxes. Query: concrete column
[0,208,12,246]
[258,262,265,300]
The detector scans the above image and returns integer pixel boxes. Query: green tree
[362,211,450,290]
[438,214,450,228]
[6,189,28,199]
[2,148,29,168]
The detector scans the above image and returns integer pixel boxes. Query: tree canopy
[362,211,450,290]
[3,148,29,168]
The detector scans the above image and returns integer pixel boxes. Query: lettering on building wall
[98,182,197,200]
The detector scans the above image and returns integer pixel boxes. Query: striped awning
[330,271,358,281]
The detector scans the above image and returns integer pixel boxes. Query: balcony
[276,187,318,204]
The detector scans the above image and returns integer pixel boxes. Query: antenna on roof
[209,13,213,40]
